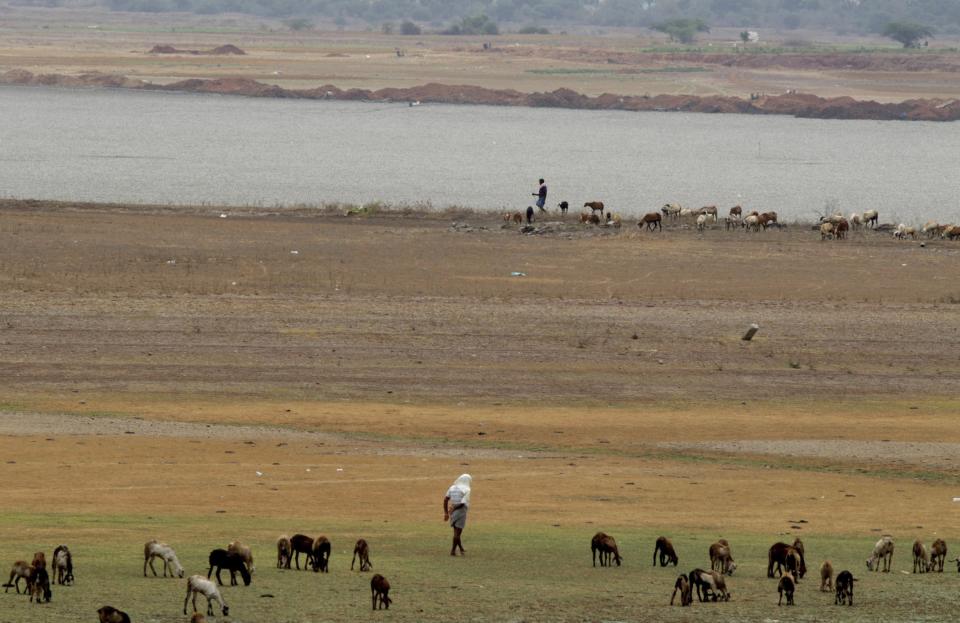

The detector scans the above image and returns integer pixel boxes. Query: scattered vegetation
[441,14,499,36]
[652,17,710,44]
[883,21,934,48]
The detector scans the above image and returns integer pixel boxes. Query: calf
[351,539,372,572]
[835,570,856,605]
[688,568,729,602]
[709,541,736,575]
[930,539,947,572]
[913,539,929,573]
[652,536,678,567]
[820,560,833,592]
[670,574,692,606]
[371,574,392,610]
[777,572,795,606]
[97,606,132,623]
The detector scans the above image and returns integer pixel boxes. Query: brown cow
[584,201,605,217]
[591,532,622,567]
[768,542,805,580]
[638,212,662,231]
[653,536,678,567]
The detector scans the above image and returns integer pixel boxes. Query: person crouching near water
[443,474,471,556]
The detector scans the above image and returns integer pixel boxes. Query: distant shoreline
[3,69,959,122]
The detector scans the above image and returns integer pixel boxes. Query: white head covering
[451,473,472,506]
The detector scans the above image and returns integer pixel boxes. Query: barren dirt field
[3,7,960,104]
[0,200,958,620]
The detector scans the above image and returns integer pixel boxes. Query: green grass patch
[0,512,954,621]
[526,66,709,75]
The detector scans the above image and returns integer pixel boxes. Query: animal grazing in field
[352,539,372,572]
[511,212,523,224]
[709,541,736,575]
[276,535,292,569]
[638,212,662,231]
[661,203,682,220]
[207,549,251,586]
[894,223,917,239]
[679,207,697,221]
[653,536,678,567]
[31,552,46,570]
[670,574,692,606]
[97,605,132,623]
[820,560,833,592]
[29,567,51,603]
[183,574,229,617]
[867,535,894,572]
[4,560,35,594]
[311,536,331,573]
[863,209,879,228]
[688,568,729,602]
[835,570,856,605]
[584,201,604,218]
[227,540,254,574]
[768,542,805,580]
[502,212,512,222]
[143,540,184,578]
[728,205,742,220]
[850,213,862,229]
[777,572,795,606]
[944,224,960,240]
[834,218,849,239]
[820,222,834,240]
[922,221,939,237]
[558,201,569,216]
[290,534,314,570]
[370,573,392,610]
[745,214,761,232]
[930,539,947,572]
[52,545,73,585]
[525,206,534,224]
[696,213,708,232]
[913,539,930,573]
[591,532,622,567]
[758,211,778,229]
[701,205,718,218]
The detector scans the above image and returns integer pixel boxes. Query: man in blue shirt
[533,179,547,212]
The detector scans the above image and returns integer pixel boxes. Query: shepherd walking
[533,178,547,212]
[443,474,472,556]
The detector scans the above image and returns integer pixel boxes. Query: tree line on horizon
[13,0,960,38]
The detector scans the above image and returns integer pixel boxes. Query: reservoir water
[2,85,958,222]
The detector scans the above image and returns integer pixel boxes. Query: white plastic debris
[220,213,228,218]
[255,471,263,476]
[290,250,299,255]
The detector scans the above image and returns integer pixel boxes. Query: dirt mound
[3,69,959,121]
[148,43,246,55]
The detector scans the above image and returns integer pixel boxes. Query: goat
[183,574,229,617]
[144,540,184,578]
[511,212,523,224]
[3,560,34,594]
[29,567,51,603]
[638,212,662,231]
[745,214,761,232]
[768,542,805,580]
[930,539,947,572]
[820,560,833,592]
[371,573,392,610]
[31,552,46,570]
[709,541,736,575]
[670,574,692,606]
[227,540,254,574]
[835,570,856,605]
[866,535,894,572]
[276,535,292,569]
[591,532,622,567]
[661,203,682,221]
[834,218,849,240]
[701,205,718,218]
[912,539,930,573]
[863,209,879,228]
[688,568,729,602]
[97,606,132,623]
[207,549,251,586]
[820,222,834,240]
[652,536,678,567]
[583,201,604,218]
[290,534,314,570]
[850,213,863,229]
[312,536,331,573]
[777,572,795,606]
[352,539,372,572]
[557,201,569,216]
[52,545,73,585]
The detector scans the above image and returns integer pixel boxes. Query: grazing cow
[688,568,729,602]
[591,532,622,567]
[930,539,947,572]
[863,209,879,228]
[866,536,894,572]
[311,536,331,573]
[98,606,132,623]
[276,535,292,569]
[371,574,392,610]
[558,201,569,216]
[52,546,73,586]
[744,214,761,232]
[351,539,372,572]
[670,574,692,606]
[835,570,856,605]
[768,542,805,580]
[912,539,929,573]
[3,561,34,594]
[583,201,604,218]
[638,212,662,232]
[290,534,314,570]
[183,575,228,617]
[206,549,251,586]
[820,560,834,592]
[652,537,678,567]
[661,203,682,221]
[777,572,795,606]
[709,541,736,575]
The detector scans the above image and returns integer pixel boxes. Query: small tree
[882,21,933,48]
[443,14,499,35]
[652,18,709,44]
[739,30,750,43]
[400,20,421,35]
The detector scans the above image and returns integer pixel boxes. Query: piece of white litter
[953,497,960,502]
[336,468,343,472]
[305,468,311,472]
[902,264,907,267]
[290,250,299,254]
[220,213,228,218]
[255,471,263,476]
[231,282,237,286]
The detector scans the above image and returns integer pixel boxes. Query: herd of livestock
[5,531,957,619]
[506,202,960,241]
